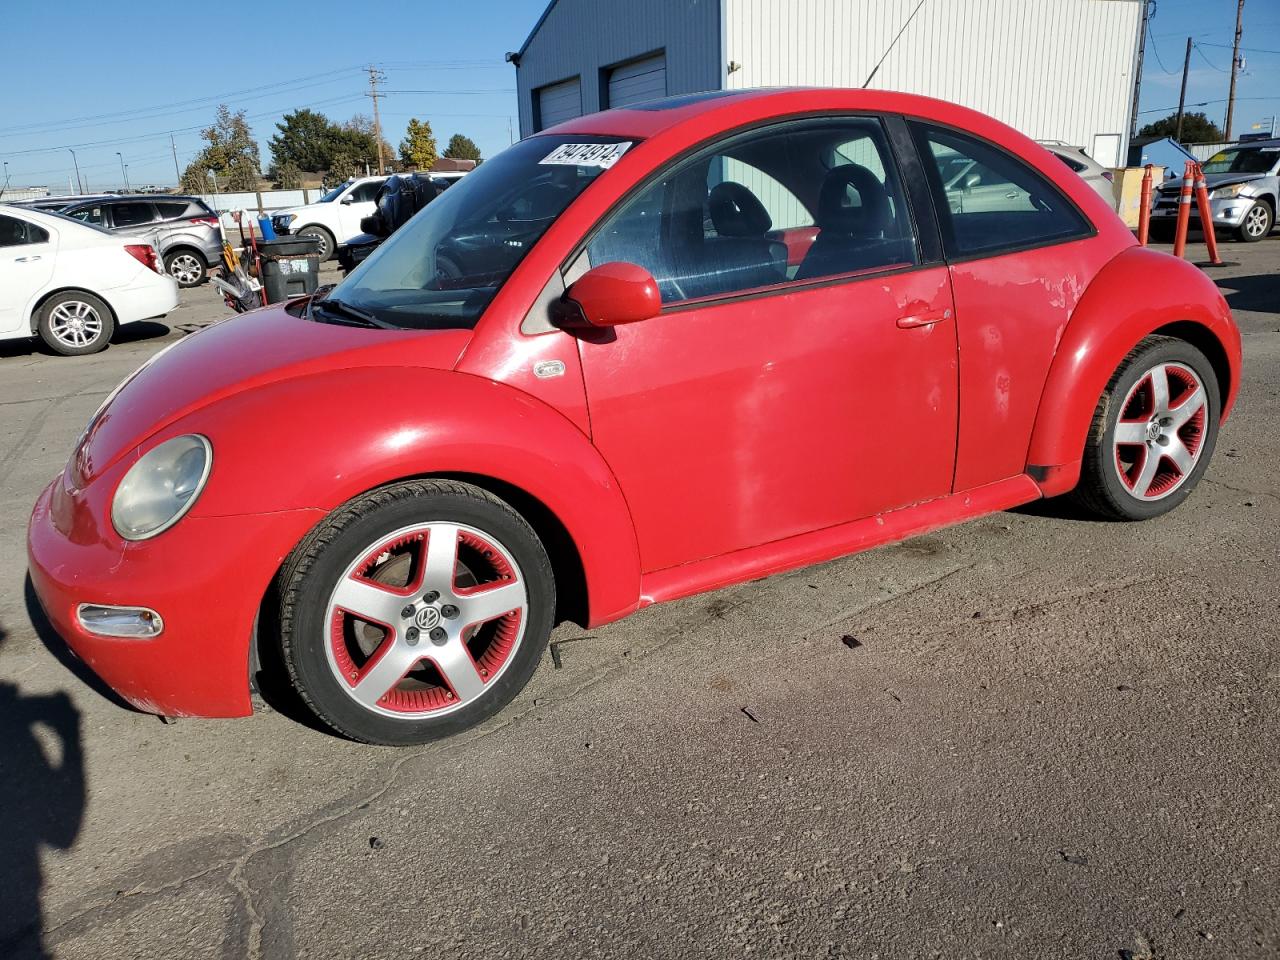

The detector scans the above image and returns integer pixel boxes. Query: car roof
[542,86,1022,143]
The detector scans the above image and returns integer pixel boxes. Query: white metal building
[511,0,1143,168]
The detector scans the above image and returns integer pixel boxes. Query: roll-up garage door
[607,53,667,108]
[536,78,582,131]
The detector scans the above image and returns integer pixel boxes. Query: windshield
[318,183,349,203]
[1202,146,1279,175]
[326,135,632,331]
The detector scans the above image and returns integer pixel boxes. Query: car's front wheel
[1236,200,1273,243]
[296,225,335,261]
[1072,335,1220,521]
[279,480,555,745]
[37,291,115,356]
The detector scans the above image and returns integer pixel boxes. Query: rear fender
[182,366,642,626]
[1026,246,1242,496]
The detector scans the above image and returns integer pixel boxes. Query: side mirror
[340,195,354,205]
[555,262,661,329]
[963,172,981,191]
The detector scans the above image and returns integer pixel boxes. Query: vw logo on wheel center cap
[1147,421,1162,441]
[414,606,442,630]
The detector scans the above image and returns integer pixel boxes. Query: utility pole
[1129,0,1153,140]
[68,148,83,194]
[116,152,128,192]
[1175,36,1192,142]
[171,133,181,186]
[367,65,387,175]
[1224,0,1245,139]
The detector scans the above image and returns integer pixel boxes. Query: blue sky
[0,0,1277,192]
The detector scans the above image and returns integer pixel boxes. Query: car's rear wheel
[1236,200,1273,243]
[1072,335,1220,521]
[297,225,335,261]
[36,292,115,356]
[279,480,554,745]
[1148,221,1176,243]
[164,248,207,287]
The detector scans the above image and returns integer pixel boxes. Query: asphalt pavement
[0,243,1277,959]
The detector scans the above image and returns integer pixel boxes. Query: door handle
[14,255,43,263]
[896,307,952,329]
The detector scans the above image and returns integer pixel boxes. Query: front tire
[37,292,115,356]
[1071,336,1220,521]
[297,225,335,261]
[279,480,554,745]
[1236,200,1273,243]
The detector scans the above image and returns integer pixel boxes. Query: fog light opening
[76,604,165,639]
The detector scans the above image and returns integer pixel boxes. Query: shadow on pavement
[1216,274,1280,316]
[0,622,87,960]
[0,321,171,360]
[24,576,135,713]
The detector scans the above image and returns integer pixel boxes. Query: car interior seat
[796,164,912,280]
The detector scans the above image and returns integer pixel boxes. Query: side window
[69,205,103,226]
[586,116,917,304]
[0,215,48,247]
[154,201,189,220]
[110,202,157,227]
[350,181,382,203]
[912,122,1090,256]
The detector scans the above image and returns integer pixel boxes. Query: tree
[399,118,439,170]
[1138,111,1224,144]
[272,162,302,190]
[180,105,260,192]
[325,146,363,185]
[342,115,397,173]
[444,133,482,164]
[269,109,339,174]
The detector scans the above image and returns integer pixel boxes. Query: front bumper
[27,476,322,718]
[1151,194,1252,228]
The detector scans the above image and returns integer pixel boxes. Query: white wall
[724,0,1141,165]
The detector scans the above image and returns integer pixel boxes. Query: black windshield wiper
[311,296,392,329]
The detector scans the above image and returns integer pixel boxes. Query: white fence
[1187,142,1231,161]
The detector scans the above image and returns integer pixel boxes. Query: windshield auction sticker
[540,142,633,168]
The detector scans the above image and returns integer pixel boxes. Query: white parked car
[271,172,470,260]
[0,204,179,356]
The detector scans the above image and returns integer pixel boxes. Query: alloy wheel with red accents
[1073,336,1220,521]
[280,480,555,744]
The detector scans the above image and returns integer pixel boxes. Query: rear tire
[1236,200,1273,243]
[164,248,207,287]
[1071,335,1219,521]
[36,292,115,356]
[279,480,555,745]
[297,225,335,261]
[1148,222,1176,243]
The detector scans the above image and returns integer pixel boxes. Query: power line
[1193,43,1228,72]
[1200,41,1280,55]
[0,67,365,138]
[1147,29,1178,74]
[1138,95,1275,116]
[380,89,515,95]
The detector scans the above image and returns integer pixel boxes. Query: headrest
[817,164,890,236]
[708,181,772,237]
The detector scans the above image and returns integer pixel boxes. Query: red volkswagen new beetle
[28,89,1241,744]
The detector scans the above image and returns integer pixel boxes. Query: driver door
[574,116,959,573]
[338,180,382,238]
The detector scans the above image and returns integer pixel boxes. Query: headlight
[276,213,296,226]
[1209,183,1245,200]
[111,435,212,541]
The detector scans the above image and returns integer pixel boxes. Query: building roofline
[515,0,562,60]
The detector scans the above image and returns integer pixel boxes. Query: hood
[1159,172,1269,193]
[74,304,472,485]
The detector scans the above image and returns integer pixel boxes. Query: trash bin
[257,236,322,304]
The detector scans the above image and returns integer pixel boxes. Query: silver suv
[1152,140,1279,243]
[59,196,224,286]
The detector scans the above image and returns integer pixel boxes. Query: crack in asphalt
[36,560,969,955]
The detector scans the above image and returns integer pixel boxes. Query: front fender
[1026,246,1242,496]
[177,366,642,627]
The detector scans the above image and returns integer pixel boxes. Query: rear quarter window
[155,201,191,220]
